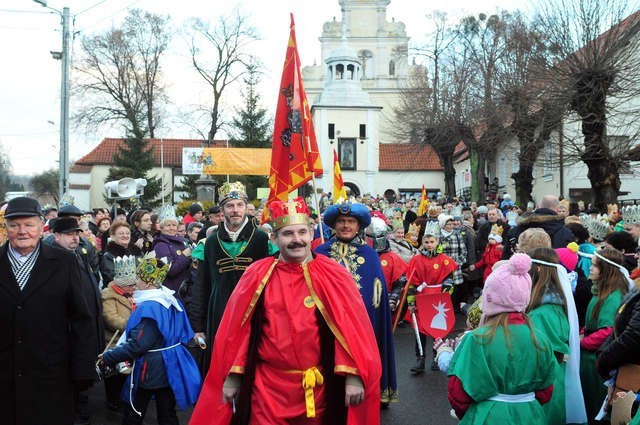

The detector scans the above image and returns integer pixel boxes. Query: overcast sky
[0,0,531,176]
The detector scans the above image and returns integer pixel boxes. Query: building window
[339,138,356,170]
[336,64,344,79]
[359,124,366,139]
[328,123,335,139]
[347,64,355,80]
[389,60,395,76]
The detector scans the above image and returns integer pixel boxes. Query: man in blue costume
[315,202,398,407]
[100,253,201,424]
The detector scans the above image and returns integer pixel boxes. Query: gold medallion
[304,296,315,308]
[356,256,365,265]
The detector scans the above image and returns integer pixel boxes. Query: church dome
[326,43,360,64]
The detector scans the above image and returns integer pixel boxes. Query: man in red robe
[190,197,381,425]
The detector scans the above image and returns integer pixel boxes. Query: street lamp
[33,0,71,202]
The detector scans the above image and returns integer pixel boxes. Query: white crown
[423,220,441,238]
[158,204,177,223]
[580,215,610,241]
[113,255,138,286]
[621,205,640,225]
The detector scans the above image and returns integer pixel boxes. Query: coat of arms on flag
[415,292,455,339]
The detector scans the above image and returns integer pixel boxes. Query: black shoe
[410,356,425,375]
[431,360,440,371]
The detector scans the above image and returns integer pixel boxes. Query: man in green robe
[190,182,270,375]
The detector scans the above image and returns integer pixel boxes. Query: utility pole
[34,1,71,201]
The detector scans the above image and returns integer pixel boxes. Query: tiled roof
[379,143,443,171]
[72,138,227,170]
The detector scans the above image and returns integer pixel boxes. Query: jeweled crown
[113,255,138,287]
[218,181,248,205]
[268,197,311,231]
[621,205,640,225]
[136,252,171,288]
[423,220,441,238]
[580,215,610,242]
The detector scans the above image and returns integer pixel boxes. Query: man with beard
[0,197,96,425]
[190,198,381,425]
[190,182,270,375]
[315,203,398,407]
[51,217,103,425]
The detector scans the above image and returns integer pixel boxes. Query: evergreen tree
[229,62,272,148]
[105,137,164,208]
[228,62,272,200]
[173,175,199,201]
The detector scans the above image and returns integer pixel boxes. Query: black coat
[0,243,97,425]
[597,290,640,377]
[502,209,575,258]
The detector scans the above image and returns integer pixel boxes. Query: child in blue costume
[100,253,202,425]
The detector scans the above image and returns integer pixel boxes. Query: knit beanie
[482,253,532,319]
[555,242,579,272]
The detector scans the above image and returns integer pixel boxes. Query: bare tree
[74,9,171,139]
[457,12,513,202]
[495,12,563,206]
[392,12,475,199]
[537,0,640,209]
[187,9,258,143]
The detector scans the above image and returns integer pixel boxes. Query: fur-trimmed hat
[482,253,532,319]
[323,202,371,228]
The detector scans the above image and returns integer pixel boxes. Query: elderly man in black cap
[44,204,101,285]
[0,197,97,425]
[51,217,104,425]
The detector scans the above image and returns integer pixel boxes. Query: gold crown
[136,252,171,288]
[407,222,420,235]
[268,197,311,231]
[490,224,503,236]
[218,181,248,204]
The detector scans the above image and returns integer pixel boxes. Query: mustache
[287,242,307,249]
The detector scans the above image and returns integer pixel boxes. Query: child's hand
[468,265,475,272]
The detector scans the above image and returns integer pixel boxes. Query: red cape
[190,255,381,425]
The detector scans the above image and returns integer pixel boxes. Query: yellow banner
[202,148,271,175]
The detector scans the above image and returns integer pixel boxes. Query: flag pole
[305,135,324,244]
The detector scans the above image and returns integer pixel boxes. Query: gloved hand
[442,278,454,294]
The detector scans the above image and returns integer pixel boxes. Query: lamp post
[33,0,70,201]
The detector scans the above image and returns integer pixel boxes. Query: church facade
[302,0,445,199]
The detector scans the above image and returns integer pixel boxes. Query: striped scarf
[7,244,40,291]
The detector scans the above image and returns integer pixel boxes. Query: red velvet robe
[379,251,407,292]
[190,255,382,425]
[407,253,457,288]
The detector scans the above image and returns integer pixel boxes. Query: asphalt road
[86,321,464,425]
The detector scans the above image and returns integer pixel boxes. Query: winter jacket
[502,208,575,257]
[102,284,134,347]
[152,233,192,293]
[597,289,640,376]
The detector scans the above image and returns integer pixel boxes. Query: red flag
[415,292,455,339]
[264,14,322,222]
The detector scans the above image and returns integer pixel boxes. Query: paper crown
[407,222,421,235]
[580,214,610,241]
[490,224,504,236]
[621,205,640,225]
[423,220,441,238]
[450,205,463,218]
[268,197,311,231]
[157,205,177,223]
[112,255,139,287]
[218,181,248,205]
[136,252,171,287]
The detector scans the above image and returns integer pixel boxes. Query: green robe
[448,320,557,424]
[530,304,570,425]
[580,290,624,422]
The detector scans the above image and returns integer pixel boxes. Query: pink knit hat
[482,253,532,318]
[555,242,579,272]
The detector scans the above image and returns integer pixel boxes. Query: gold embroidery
[373,278,382,308]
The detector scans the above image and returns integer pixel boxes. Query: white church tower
[303,0,410,196]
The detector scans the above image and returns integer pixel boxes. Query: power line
[76,0,143,33]
[76,0,108,16]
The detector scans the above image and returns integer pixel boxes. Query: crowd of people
[1,186,640,425]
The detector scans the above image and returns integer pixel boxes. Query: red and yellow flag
[417,184,429,216]
[264,14,322,222]
[333,149,347,203]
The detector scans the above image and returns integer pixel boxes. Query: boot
[410,356,425,375]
